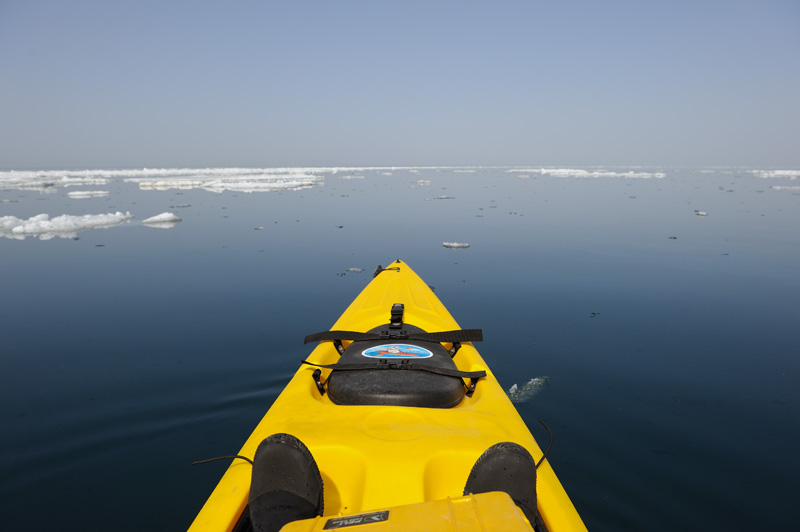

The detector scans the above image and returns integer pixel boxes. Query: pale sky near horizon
[1,0,798,169]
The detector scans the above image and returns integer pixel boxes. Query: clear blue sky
[1,0,798,169]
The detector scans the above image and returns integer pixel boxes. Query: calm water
[1,166,798,530]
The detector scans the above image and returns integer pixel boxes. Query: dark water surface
[1,166,798,530]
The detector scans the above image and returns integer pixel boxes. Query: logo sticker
[324,511,389,529]
[362,343,433,359]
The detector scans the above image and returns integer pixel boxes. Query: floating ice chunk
[340,175,365,180]
[434,195,455,200]
[413,179,431,186]
[345,268,365,273]
[142,212,182,228]
[507,377,549,403]
[696,211,708,217]
[443,242,470,249]
[771,185,800,190]
[143,212,182,224]
[66,190,110,198]
[0,211,133,240]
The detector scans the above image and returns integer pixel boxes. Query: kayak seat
[326,324,466,408]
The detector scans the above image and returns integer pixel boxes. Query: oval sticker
[362,344,433,359]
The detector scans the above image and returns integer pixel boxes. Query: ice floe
[442,242,470,249]
[771,185,800,191]
[142,212,182,227]
[752,170,800,179]
[66,190,110,198]
[0,212,133,240]
[508,377,549,403]
[0,172,109,192]
[345,267,365,273]
[1,165,675,195]
[0,167,331,193]
[126,173,324,193]
[506,168,666,178]
[0,166,566,194]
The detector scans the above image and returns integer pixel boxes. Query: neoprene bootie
[249,433,324,532]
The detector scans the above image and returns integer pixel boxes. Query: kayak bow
[190,260,586,531]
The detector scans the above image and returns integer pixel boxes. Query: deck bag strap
[303,329,483,345]
[301,359,487,380]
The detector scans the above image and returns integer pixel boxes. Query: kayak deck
[189,261,586,531]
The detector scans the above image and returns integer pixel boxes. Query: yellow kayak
[190,260,587,531]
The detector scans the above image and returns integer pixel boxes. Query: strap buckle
[379,330,409,340]
[389,303,404,329]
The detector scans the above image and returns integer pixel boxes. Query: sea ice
[506,168,666,179]
[752,170,800,179]
[0,212,133,240]
[66,190,110,198]
[126,174,324,193]
[142,212,182,224]
[142,212,182,228]
[442,242,470,249]
[0,166,539,193]
[0,170,110,191]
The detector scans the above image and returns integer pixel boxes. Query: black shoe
[249,433,324,532]
[463,442,538,526]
